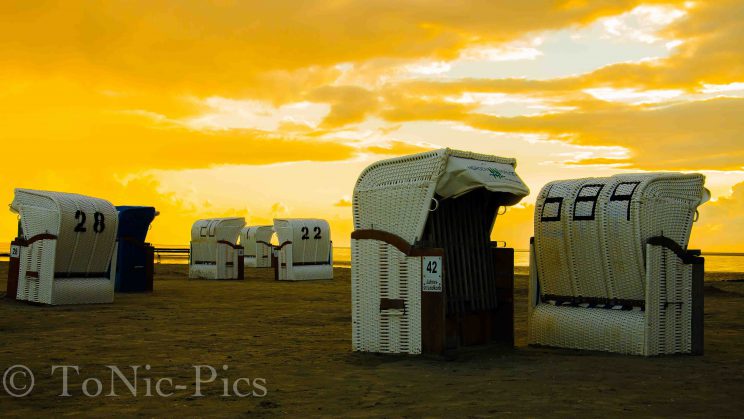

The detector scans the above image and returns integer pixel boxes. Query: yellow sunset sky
[1,0,743,251]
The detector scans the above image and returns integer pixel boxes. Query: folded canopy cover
[436,155,529,201]
[116,206,157,243]
[353,148,529,245]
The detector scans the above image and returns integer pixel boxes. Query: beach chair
[273,218,333,280]
[239,225,274,268]
[528,173,709,355]
[112,206,158,292]
[351,148,529,354]
[7,188,118,305]
[189,218,245,280]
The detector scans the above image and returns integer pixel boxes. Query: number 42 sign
[422,256,442,292]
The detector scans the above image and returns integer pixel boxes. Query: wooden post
[492,246,514,346]
[6,238,22,300]
[690,253,705,355]
[144,243,155,292]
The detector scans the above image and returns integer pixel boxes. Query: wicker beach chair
[112,206,157,292]
[528,173,709,355]
[7,188,118,305]
[273,218,333,281]
[189,217,245,280]
[351,148,529,354]
[239,225,274,268]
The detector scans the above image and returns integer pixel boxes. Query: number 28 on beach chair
[528,173,709,355]
[7,188,118,305]
[351,149,529,354]
[189,218,245,280]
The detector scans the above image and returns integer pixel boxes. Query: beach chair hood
[354,148,529,246]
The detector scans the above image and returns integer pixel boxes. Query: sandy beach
[1,262,743,417]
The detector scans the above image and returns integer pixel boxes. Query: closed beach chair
[189,217,245,280]
[528,173,709,355]
[112,206,158,292]
[351,148,529,354]
[7,188,118,305]
[239,225,274,268]
[273,218,333,280]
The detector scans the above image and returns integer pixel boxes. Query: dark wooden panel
[380,298,406,311]
[492,247,514,346]
[418,189,518,350]
[421,189,504,315]
[144,244,155,292]
[237,249,245,281]
[6,239,22,300]
[421,289,446,353]
[691,255,705,355]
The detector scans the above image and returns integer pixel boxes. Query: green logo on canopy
[488,168,505,179]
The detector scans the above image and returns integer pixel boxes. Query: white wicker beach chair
[351,148,529,354]
[8,188,118,305]
[273,218,333,281]
[528,173,709,355]
[239,225,274,268]
[189,218,245,280]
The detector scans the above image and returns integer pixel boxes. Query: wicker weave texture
[534,173,705,301]
[351,239,422,354]
[240,225,273,268]
[274,218,333,280]
[11,188,118,305]
[352,148,529,354]
[354,150,448,245]
[189,218,245,280]
[529,173,706,355]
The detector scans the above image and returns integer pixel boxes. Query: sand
[1,262,743,417]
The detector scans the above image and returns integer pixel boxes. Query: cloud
[308,86,380,128]
[362,140,433,156]
[460,97,744,170]
[271,202,289,217]
[0,1,666,94]
[334,198,352,207]
[4,0,744,250]
[691,182,744,252]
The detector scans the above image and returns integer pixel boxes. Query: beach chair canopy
[353,148,529,245]
[239,225,274,258]
[11,188,118,278]
[189,217,245,280]
[9,188,118,304]
[191,217,245,244]
[274,219,331,265]
[529,172,709,355]
[116,206,157,243]
[113,206,157,292]
[533,173,709,303]
[272,218,333,280]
